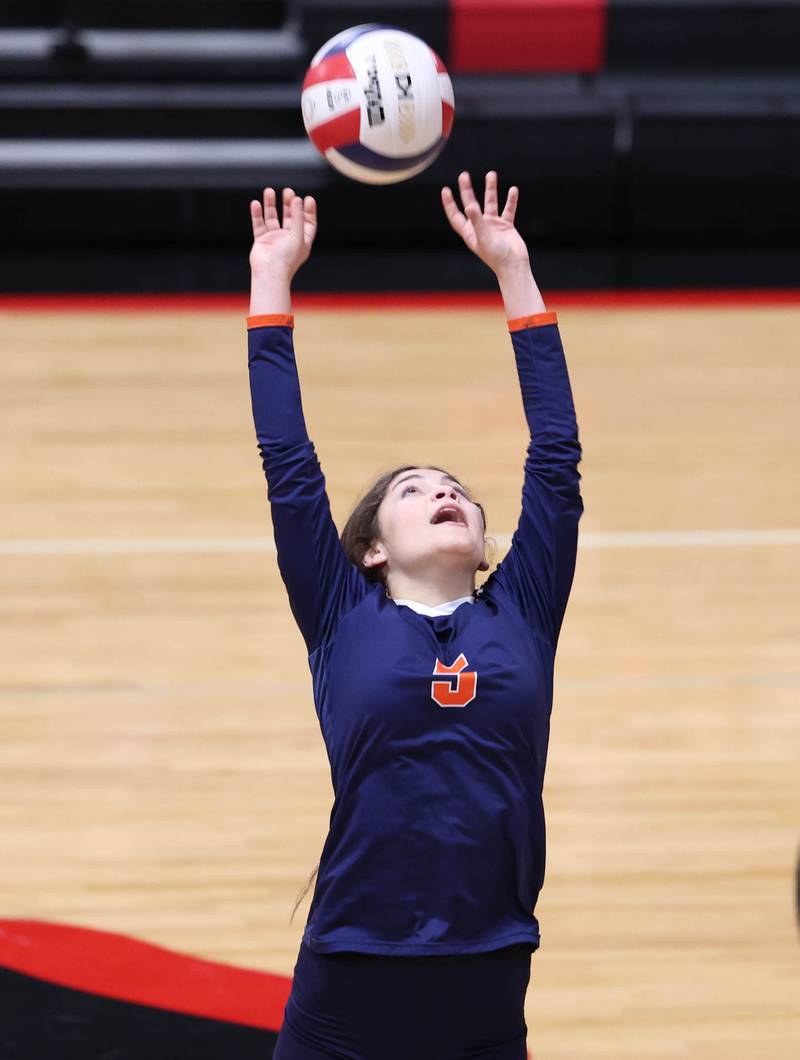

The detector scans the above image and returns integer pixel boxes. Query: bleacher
[1,0,799,291]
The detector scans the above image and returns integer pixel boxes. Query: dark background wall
[1,0,799,292]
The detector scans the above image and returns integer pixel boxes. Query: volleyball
[300,24,455,185]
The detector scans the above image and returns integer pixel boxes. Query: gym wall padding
[450,1,607,73]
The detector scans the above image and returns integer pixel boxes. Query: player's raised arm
[441,171,583,645]
[247,187,367,653]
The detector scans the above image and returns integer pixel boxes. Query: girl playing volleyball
[248,171,582,1059]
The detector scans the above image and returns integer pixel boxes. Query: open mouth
[431,505,467,526]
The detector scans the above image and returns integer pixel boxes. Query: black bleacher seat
[0,2,288,30]
[0,1,298,81]
[0,34,305,82]
[630,90,800,238]
[607,1,800,72]
[0,83,303,139]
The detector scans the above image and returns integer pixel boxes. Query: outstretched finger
[483,171,499,216]
[250,199,264,236]
[303,195,317,244]
[442,187,478,252]
[441,186,468,234]
[261,187,280,231]
[288,194,304,240]
[281,187,295,228]
[457,170,480,215]
[501,185,519,224]
[463,198,486,240]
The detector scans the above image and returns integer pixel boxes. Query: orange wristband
[507,311,558,332]
[247,313,294,330]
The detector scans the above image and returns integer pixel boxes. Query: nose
[433,485,459,501]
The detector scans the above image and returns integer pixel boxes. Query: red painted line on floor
[0,919,290,1032]
[0,290,799,312]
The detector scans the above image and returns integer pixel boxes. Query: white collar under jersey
[392,595,475,617]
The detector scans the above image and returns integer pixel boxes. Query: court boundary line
[1,529,798,556]
[0,918,288,1033]
[1,290,800,312]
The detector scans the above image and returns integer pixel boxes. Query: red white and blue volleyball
[301,24,455,184]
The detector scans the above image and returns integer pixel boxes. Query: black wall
[1,1,799,291]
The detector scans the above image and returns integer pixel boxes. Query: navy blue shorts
[273,940,533,1060]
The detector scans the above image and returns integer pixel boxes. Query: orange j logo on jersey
[431,653,478,708]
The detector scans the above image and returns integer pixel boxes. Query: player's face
[363,468,487,579]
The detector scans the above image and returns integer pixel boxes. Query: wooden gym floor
[1,298,798,1058]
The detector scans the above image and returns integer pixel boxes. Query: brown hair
[289,464,489,924]
[339,464,487,587]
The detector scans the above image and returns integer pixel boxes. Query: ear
[477,539,490,572]
[362,540,388,569]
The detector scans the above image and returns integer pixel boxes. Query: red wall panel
[451,0,608,73]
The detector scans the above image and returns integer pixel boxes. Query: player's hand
[249,187,317,279]
[441,171,530,275]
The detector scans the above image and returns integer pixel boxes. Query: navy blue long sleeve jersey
[248,309,583,956]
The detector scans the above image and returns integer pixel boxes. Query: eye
[400,482,469,499]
